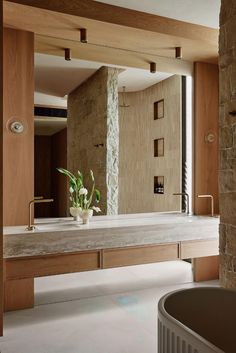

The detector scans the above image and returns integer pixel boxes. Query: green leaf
[77,175,83,189]
[79,172,84,184]
[69,180,75,190]
[57,168,76,182]
[95,189,101,203]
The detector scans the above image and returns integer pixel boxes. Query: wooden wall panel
[51,128,67,217]
[3,28,34,225]
[194,62,219,215]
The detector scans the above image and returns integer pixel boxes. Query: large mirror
[34,52,193,218]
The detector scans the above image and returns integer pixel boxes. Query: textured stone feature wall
[68,66,119,215]
[106,69,119,214]
[219,1,236,287]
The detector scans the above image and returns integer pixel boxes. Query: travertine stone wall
[119,75,182,214]
[68,66,119,215]
[107,69,119,214]
[219,1,236,287]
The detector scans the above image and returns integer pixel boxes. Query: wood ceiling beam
[35,34,194,76]
[3,1,218,66]
[5,0,218,44]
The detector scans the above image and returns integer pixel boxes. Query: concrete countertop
[3,212,220,258]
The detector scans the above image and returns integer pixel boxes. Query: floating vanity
[3,212,219,312]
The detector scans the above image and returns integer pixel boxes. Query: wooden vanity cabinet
[3,239,219,312]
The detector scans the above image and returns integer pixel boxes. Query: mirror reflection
[34,53,192,218]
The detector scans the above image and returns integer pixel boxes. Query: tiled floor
[0,260,219,353]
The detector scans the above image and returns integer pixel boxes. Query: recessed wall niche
[154,99,164,120]
[154,176,164,194]
[154,138,164,157]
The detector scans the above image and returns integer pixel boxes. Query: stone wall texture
[219,0,236,287]
[68,66,119,215]
[106,69,119,215]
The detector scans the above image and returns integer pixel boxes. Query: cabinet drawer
[5,250,101,280]
[180,239,219,259]
[103,243,179,269]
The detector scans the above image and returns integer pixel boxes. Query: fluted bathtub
[158,287,236,353]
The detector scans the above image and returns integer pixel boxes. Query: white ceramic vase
[79,209,93,224]
[70,207,81,221]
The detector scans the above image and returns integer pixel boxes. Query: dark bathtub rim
[158,287,228,353]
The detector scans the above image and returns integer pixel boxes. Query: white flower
[84,198,88,204]
[79,187,88,196]
[69,186,74,194]
[92,206,101,213]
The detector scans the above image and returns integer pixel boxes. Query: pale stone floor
[0,261,219,353]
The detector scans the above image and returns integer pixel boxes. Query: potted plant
[57,168,101,224]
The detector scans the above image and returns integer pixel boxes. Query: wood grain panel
[4,0,218,43]
[194,62,219,215]
[3,28,34,226]
[5,251,101,280]
[181,239,219,259]
[4,2,217,65]
[103,243,179,268]
[4,278,34,311]
[119,75,182,213]
[35,35,193,76]
[193,256,219,282]
[0,0,3,337]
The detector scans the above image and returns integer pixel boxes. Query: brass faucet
[27,197,54,231]
[197,194,214,217]
[173,193,190,215]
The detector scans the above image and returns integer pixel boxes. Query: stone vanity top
[3,212,220,258]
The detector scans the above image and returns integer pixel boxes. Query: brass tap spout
[27,198,54,231]
[197,194,214,217]
[173,192,190,215]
